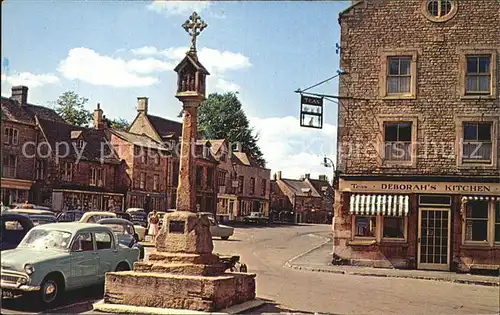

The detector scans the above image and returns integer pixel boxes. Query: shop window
[464,200,489,243]
[382,217,406,240]
[384,122,412,162]
[4,128,18,145]
[461,122,492,164]
[354,216,376,238]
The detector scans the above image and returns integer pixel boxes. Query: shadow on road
[255,300,339,314]
[1,284,103,314]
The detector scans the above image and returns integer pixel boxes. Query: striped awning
[461,196,500,201]
[349,194,410,216]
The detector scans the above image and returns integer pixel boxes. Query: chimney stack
[11,86,28,106]
[137,97,148,114]
[277,171,282,180]
[305,173,310,179]
[273,173,277,181]
[93,103,105,130]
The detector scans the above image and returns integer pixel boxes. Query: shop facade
[334,178,500,272]
[126,191,168,212]
[52,189,125,212]
[0,178,33,206]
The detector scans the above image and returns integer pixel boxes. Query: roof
[232,152,261,168]
[37,118,121,164]
[1,96,65,125]
[207,139,226,155]
[339,0,365,18]
[173,53,210,75]
[111,129,169,151]
[146,114,182,139]
[96,218,133,225]
[280,179,322,198]
[31,222,109,233]
[307,178,332,196]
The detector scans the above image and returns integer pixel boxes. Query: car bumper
[1,270,40,292]
[1,281,40,291]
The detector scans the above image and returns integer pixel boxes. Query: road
[2,224,499,314]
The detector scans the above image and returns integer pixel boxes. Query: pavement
[285,240,500,287]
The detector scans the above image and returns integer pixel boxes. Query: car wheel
[115,262,130,272]
[39,276,62,307]
[221,236,229,240]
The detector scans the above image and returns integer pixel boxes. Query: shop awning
[461,196,500,201]
[1,178,34,190]
[349,194,409,216]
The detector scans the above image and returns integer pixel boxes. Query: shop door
[417,208,451,271]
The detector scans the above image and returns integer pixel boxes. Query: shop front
[1,178,34,206]
[126,191,167,212]
[52,189,125,212]
[334,178,500,272]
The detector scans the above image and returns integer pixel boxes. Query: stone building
[334,0,500,272]
[272,172,332,224]
[210,140,271,222]
[1,86,65,206]
[34,104,126,211]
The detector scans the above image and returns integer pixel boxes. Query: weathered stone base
[103,271,256,312]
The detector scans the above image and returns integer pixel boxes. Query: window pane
[496,203,500,224]
[466,57,478,73]
[478,56,490,73]
[466,201,489,218]
[495,224,500,243]
[388,58,400,75]
[398,76,411,93]
[465,220,488,242]
[477,123,491,141]
[384,124,399,141]
[95,232,112,249]
[463,123,477,141]
[427,0,439,16]
[355,216,376,237]
[387,77,399,94]
[478,76,490,92]
[465,76,478,92]
[399,58,411,75]
[441,0,452,15]
[383,217,404,238]
[398,123,412,141]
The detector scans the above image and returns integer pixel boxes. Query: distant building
[334,0,499,272]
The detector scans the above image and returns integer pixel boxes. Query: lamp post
[322,156,335,185]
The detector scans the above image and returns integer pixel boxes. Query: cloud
[250,116,337,180]
[131,46,251,92]
[146,0,213,17]
[1,72,60,88]
[58,47,174,87]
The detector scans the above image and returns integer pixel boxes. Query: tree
[52,91,92,127]
[197,92,266,167]
[109,118,130,131]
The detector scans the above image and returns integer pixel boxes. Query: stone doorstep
[92,298,267,315]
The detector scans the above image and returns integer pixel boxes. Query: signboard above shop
[300,95,323,129]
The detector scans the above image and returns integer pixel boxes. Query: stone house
[34,104,125,211]
[334,0,500,272]
[273,172,332,223]
[209,140,271,222]
[270,179,294,222]
[1,86,65,206]
[127,97,219,213]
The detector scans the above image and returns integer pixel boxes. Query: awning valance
[349,194,410,216]
[461,196,500,201]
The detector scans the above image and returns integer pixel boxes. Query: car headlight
[24,264,35,275]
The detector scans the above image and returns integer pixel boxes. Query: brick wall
[337,0,500,177]
[1,121,37,181]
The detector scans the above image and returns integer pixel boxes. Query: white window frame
[61,162,73,182]
[140,172,145,190]
[153,174,159,191]
[90,167,105,187]
[4,127,19,145]
[351,215,408,244]
[35,159,45,180]
[462,200,499,247]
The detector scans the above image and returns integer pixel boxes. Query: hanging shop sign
[300,95,323,129]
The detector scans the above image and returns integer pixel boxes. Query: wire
[297,72,343,93]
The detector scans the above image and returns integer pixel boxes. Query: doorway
[417,207,451,271]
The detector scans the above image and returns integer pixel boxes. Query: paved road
[2,224,499,314]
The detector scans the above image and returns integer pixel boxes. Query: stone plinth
[104,271,256,312]
[99,211,257,312]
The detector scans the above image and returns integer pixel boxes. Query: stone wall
[1,121,37,181]
[337,0,500,176]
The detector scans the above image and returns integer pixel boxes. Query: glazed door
[417,208,451,271]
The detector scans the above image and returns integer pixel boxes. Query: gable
[128,113,162,142]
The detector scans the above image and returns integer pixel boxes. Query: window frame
[352,215,379,242]
[386,57,412,95]
[379,49,418,100]
[238,175,244,194]
[455,115,498,169]
[153,174,159,191]
[465,55,492,95]
[461,122,493,165]
[458,49,497,100]
[4,127,19,145]
[140,172,146,190]
[378,115,419,168]
[351,215,409,244]
[250,177,255,195]
[421,0,458,23]
[462,199,499,248]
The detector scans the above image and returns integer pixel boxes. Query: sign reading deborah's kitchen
[340,179,500,195]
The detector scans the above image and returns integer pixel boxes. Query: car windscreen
[19,229,72,250]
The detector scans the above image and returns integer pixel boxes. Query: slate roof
[207,139,226,155]
[111,130,169,151]
[195,140,218,163]
[307,178,332,196]
[146,114,182,139]
[1,97,65,125]
[36,118,120,164]
[280,179,322,198]
[232,152,261,168]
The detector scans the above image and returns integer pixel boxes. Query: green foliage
[109,118,130,131]
[52,91,92,127]
[197,92,266,167]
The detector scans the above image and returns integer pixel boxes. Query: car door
[94,231,117,281]
[70,232,98,288]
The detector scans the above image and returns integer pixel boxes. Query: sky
[1,0,351,181]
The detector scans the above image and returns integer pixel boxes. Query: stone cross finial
[182,12,207,53]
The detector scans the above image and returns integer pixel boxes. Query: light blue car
[1,222,139,307]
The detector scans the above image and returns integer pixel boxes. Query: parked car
[12,204,52,211]
[28,214,58,226]
[7,209,55,216]
[243,212,269,224]
[115,212,131,221]
[80,211,146,242]
[198,212,234,240]
[0,223,140,307]
[0,212,34,251]
[96,218,145,259]
[56,210,85,222]
[125,209,148,240]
